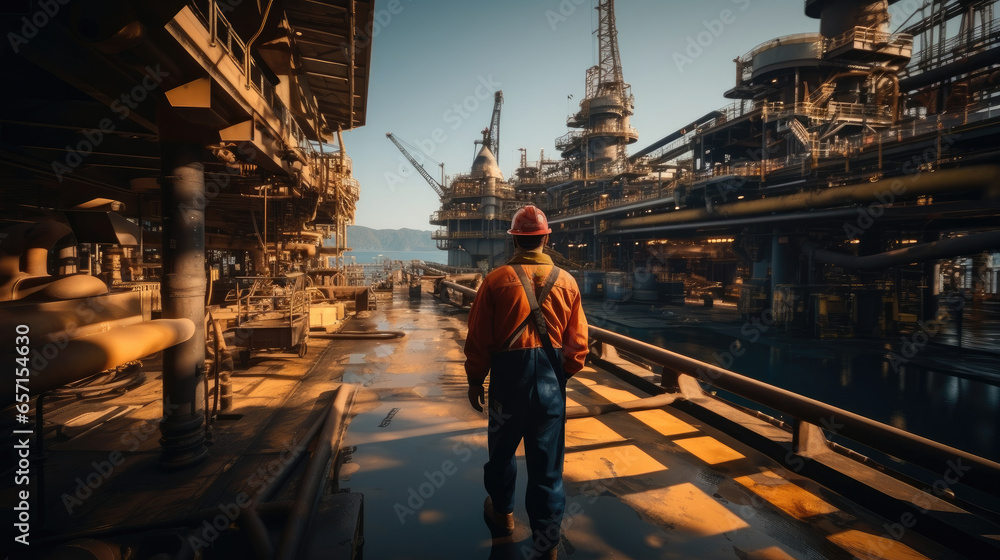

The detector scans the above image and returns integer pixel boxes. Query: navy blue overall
[484,265,566,545]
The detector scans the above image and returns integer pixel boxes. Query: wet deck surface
[7,283,978,559]
[335,286,960,560]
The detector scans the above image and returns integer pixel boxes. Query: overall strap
[503,265,561,365]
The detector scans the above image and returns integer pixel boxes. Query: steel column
[159,141,208,468]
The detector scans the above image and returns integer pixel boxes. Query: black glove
[468,384,485,412]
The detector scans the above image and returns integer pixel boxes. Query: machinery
[511,0,1000,341]
[394,90,530,268]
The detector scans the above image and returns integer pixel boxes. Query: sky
[337,0,918,231]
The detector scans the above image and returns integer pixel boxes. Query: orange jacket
[464,252,589,384]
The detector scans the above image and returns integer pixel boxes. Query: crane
[385,133,447,199]
[476,91,503,163]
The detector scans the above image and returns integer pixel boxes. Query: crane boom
[486,91,503,163]
[386,133,446,198]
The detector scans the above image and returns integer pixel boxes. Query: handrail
[190,2,311,157]
[587,326,1000,497]
[437,280,1000,499]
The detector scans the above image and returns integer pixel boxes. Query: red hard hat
[508,205,552,235]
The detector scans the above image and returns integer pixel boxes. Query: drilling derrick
[557,0,638,177]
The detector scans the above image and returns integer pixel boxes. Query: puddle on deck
[343,352,368,364]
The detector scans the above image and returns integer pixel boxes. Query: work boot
[483,496,514,535]
[529,544,558,559]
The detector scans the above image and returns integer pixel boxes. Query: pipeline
[613,165,1000,230]
[440,280,477,307]
[283,242,318,257]
[275,385,355,560]
[802,230,1000,269]
[313,330,405,340]
[0,221,109,302]
[31,387,355,557]
[1,318,194,406]
[294,230,325,241]
[207,312,235,416]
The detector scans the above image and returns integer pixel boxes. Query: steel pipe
[1,319,194,406]
[613,165,1000,230]
[275,385,354,560]
[803,230,1000,269]
[441,281,477,298]
[255,403,331,505]
[283,242,318,257]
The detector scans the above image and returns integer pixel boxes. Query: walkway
[334,284,962,559]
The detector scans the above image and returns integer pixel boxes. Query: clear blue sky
[340,0,916,230]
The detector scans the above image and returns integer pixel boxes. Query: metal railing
[826,26,913,54]
[447,180,517,199]
[437,280,1000,500]
[556,125,640,150]
[189,1,312,165]
[431,210,485,222]
[431,229,506,240]
[763,101,828,122]
[548,189,668,220]
[905,19,1000,79]
[741,32,824,62]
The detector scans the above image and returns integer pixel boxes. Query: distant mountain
[346,226,435,251]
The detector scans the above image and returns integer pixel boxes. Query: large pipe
[159,141,209,468]
[0,222,80,301]
[899,48,1000,93]
[284,242,318,257]
[803,230,1000,269]
[295,230,325,241]
[629,111,723,162]
[1,319,194,406]
[613,165,1000,230]
[7,275,109,302]
[275,385,354,560]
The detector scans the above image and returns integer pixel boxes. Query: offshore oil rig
[2,1,1000,559]
[510,0,1000,341]
[388,92,539,270]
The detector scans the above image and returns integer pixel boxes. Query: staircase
[788,118,816,155]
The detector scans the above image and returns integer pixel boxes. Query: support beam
[159,141,208,468]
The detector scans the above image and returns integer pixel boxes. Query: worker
[464,205,589,559]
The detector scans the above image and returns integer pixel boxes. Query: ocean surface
[590,301,1000,465]
[340,250,444,265]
